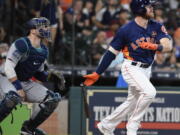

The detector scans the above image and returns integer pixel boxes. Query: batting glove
[83,72,100,86]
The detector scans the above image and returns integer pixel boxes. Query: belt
[131,61,150,68]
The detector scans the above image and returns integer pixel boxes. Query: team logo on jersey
[151,31,157,37]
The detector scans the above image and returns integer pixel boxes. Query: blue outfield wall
[69,87,180,135]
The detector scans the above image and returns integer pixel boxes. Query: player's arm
[139,24,172,52]
[159,37,173,52]
[83,27,125,86]
[83,47,119,86]
[158,24,173,52]
[4,41,27,98]
[5,43,22,83]
[139,37,172,52]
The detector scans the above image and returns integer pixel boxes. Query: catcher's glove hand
[48,69,66,91]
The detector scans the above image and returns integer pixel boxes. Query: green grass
[1,104,31,135]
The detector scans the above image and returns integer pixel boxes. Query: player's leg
[0,75,22,122]
[121,63,156,135]
[20,81,61,135]
[97,86,140,134]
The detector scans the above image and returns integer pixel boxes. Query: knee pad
[23,90,61,131]
[39,90,61,112]
[0,91,21,122]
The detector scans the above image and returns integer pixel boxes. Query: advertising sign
[86,89,180,135]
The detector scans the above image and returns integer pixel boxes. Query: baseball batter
[0,17,61,135]
[83,0,172,135]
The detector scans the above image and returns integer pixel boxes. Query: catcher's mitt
[48,69,66,92]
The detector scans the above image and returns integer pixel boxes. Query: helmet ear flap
[137,7,147,16]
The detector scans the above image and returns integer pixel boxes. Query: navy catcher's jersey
[110,19,171,65]
[12,37,48,81]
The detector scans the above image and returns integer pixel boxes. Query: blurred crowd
[0,0,180,71]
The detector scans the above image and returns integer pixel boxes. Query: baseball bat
[80,83,90,118]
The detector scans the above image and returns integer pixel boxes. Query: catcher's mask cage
[130,0,157,17]
[26,17,51,40]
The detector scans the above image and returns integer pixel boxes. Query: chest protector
[15,37,48,81]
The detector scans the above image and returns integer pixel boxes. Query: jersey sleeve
[6,43,24,65]
[7,38,28,65]
[156,23,171,42]
[110,27,126,51]
[4,43,22,79]
[14,38,29,54]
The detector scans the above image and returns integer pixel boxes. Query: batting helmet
[130,0,156,16]
[26,17,51,39]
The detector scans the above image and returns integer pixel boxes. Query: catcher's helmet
[26,17,51,39]
[130,0,156,16]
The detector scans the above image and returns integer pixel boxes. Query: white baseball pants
[0,74,48,103]
[100,59,156,135]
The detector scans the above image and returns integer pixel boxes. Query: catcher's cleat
[34,128,47,135]
[20,122,47,135]
[20,128,47,135]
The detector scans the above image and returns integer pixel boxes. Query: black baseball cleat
[20,127,47,135]
[20,121,47,135]
[34,128,47,135]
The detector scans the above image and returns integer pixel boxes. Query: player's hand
[139,42,158,50]
[83,72,100,86]
[17,89,25,100]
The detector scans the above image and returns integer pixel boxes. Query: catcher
[0,17,65,135]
